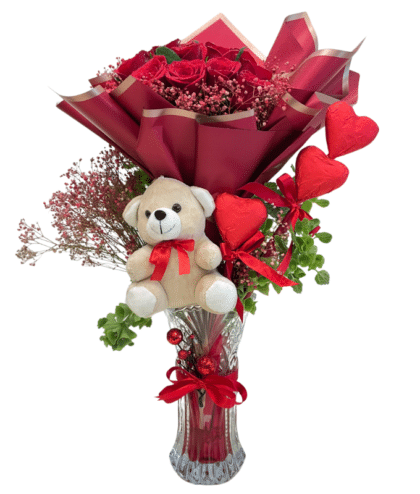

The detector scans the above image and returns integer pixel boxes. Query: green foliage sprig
[98,303,152,351]
[233,180,334,313]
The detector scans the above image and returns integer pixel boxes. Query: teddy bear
[122,177,238,318]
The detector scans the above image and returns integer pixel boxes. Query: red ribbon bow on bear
[150,239,195,281]
[157,366,247,409]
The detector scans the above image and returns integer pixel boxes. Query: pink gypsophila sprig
[16,147,149,271]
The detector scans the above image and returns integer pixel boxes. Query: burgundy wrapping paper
[57,12,362,193]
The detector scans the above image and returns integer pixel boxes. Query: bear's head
[123,177,215,245]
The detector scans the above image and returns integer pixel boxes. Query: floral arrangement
[17,12,378,484]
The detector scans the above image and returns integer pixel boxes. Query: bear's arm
[126,245,154,282]
[195,237,222,271]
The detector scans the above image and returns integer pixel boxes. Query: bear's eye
[172,203,182,213]
[145,210,151,218]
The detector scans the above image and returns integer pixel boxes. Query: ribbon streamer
[240,175,320,234]
[220,230,297,320]
[158,366,247,409]
[149,239,195,281]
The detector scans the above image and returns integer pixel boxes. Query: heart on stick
[214,193,267,250]
[326,101,379,159]
[295,146,349,203]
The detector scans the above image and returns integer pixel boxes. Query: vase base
[169,447,246,485]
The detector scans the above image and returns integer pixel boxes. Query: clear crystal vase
[165,305,247,485]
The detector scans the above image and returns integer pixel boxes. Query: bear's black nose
[154,210,166,221]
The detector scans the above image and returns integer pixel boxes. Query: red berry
[196,356,217,376]
[178,350,189,360]
[167,328,183,345]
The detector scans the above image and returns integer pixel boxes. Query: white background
[2,1,419,493]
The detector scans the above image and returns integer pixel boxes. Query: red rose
[150,39,181,55]
[206,42,272,81]
[165,59,206,90]
[239,51,272,81]
[132,55,167,83]
[205,42,240,61]
[115,51,150,80]
[206,57,241,85]
[172,42,207,60]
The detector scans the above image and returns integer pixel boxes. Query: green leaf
[292,283,303,294]
[97,318,108,329]
[308,218,320,231]
[315,270,330,285]
[294,221,303,235]
[99,303,152,351]
[303,236,314,250]
[105,330,118,345]
[274,235,288,254]
[294,267,306,279]
[261,218,273,235]
[288,259,298,271]
[243,296,257,314]
[294,237,305,251]
[257,283,270,295]
[301,200,313,213]
[257,275,270,286]
[272,283,282,294]
[235,47,246,61]
[316,232,333,243]
[314,255,325,269]
[248,270,258,281]
[155,46,182,64]
[115,305,125,322]
[299,253,311,267]
[312,198,330,208]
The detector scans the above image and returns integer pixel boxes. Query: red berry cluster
[166,329,217,377]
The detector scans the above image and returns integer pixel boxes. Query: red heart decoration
[295,146,349,203]
[214,193,267,250]
[326,101,379,159]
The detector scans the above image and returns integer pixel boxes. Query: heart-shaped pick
[214,193,267,250]
[326,101,379,159]
[295,146,349,203]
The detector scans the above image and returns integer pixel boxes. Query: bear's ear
[123,196,142,227]
[190,186,215,218]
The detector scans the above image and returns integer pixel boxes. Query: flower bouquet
[17,12,378,485]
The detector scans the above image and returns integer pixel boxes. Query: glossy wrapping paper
[57,12,361,195]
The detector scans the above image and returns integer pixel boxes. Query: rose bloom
[132,55,168,83]
[205,41,241,61]
[206,57,241,85]
[149,39,180,56]
[165,59,206,90]
[206,42,272,81]
[115,50,150,80]
[172,42,207,60]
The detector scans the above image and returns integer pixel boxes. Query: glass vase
[165,305,247,485]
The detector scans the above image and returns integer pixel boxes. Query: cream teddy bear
[122,177,238,317]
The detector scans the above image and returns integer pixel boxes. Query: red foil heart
[295,146,349,203]
[214,193,267,250]
[326,101,379,159]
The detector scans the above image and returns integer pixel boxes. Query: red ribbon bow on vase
[149,239,195,281]
[158,366,247,409]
